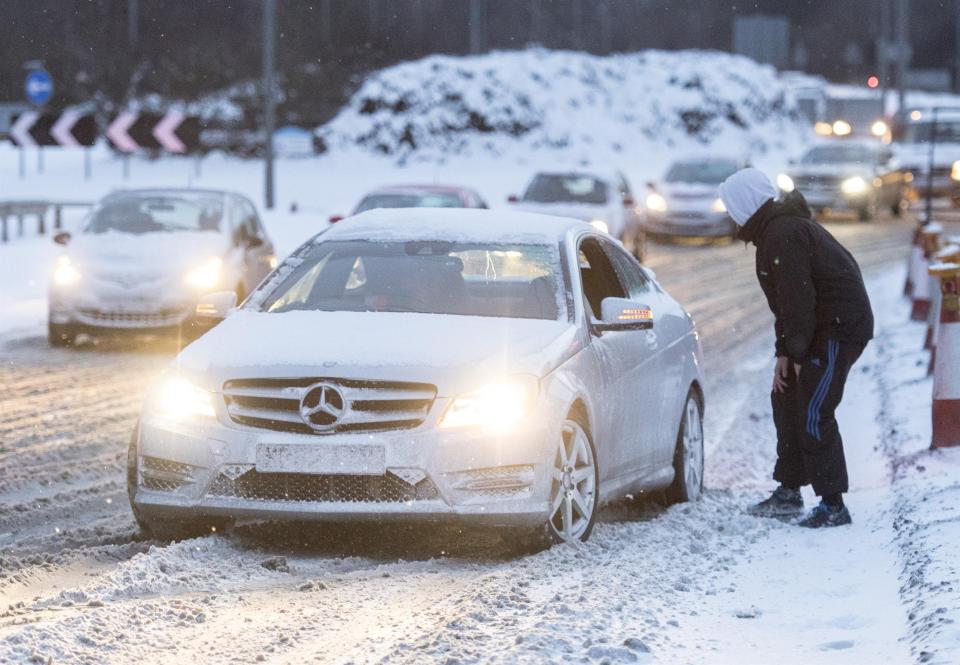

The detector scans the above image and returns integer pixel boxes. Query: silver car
[48,189,277,346]
[127,209,705,545]
[642,157,741,239]
[777,142,909,221]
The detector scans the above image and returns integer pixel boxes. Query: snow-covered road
[2,216,959,664]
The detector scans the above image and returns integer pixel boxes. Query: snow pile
[319,48,809,164]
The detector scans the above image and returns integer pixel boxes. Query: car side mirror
[622,195,635,207]
[53,231,71,245]
[507,194,519,203]
[195,291,237,325]
[329,214,344,224]
[645,181,656,190]
[594,297,654,333]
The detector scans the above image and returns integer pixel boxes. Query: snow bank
[319,48,809,165]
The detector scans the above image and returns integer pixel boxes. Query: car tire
[48,321,75,347]
[127,422,232,541]
[666,390,704,505]
[501,411,600,553]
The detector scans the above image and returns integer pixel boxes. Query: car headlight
[439,376,538,432]
[711,198,726,213]
[952,161,960,181]
[151,375,215,420]
[53,256,81,286]
[871,120,888,138]
[645,192,667,212]
[184,257,223,290]
[776,173,795,192]
[832,119,852,136]
[841,176,868,195]
[589,219,609,234]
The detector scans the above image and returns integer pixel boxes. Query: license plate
[256,443,386,476]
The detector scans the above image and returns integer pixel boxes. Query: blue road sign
[25,70,53,106]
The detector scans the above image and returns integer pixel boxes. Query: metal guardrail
[0,200,94,243]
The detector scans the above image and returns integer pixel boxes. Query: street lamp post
[263,0,276,210]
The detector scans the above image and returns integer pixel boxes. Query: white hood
[718,168,777,226]
[176,310,580,395]
[68,230,229,277]
[61,230,232,310]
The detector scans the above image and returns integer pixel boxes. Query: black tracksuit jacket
[737,192,874,364]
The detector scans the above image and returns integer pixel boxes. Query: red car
[331,184,488,223]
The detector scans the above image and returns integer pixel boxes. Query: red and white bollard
[911,223,943,321]
[927,244,960,369]
[929,261,960,449]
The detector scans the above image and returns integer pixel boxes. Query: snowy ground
[2,209,958,662]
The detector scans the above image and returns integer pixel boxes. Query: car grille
[206,469,439,503]
[222,377,437,435]
[140,455,196,492]
[794,174,843,189]
[76,306,188,328]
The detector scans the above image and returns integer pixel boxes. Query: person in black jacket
[718,168,874,528]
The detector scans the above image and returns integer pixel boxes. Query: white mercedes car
[48,189,277,346]
[128,209,705,546]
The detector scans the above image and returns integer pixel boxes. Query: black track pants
[770,340,865,497]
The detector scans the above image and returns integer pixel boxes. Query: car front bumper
[131,408,557,528]
[49,288,196,333]
[643,211,734,237]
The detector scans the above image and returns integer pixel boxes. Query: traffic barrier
[905,224,923,296]
[929,261,960,449]
[911,223,943,321]
[927,244,960,372]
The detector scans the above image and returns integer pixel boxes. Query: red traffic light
[867,75,880,89]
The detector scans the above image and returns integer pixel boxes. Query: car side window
[578,237,627,319]
[603,242,651,299]
[240,200,263,239]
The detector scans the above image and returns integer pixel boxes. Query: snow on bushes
[319,48,809,164]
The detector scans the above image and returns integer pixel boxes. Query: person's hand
[773,356,790,393]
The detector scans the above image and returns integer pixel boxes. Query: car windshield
[522,174,608,204]
[354,192,464,213]
[801,145,879,164]
[901,120,960,145]
[261,240,563,320]
[85,193,225,234]
[664,161,739,184]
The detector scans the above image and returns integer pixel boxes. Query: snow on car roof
[320,207,590,244]
[371,184,475,194]
[103,187,236,200]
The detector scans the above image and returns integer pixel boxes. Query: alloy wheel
[682,396,704,500]
[548,419,597,542]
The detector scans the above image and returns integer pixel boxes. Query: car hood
[510,201,609,222]
[176,310,581,396]
[789,163,873,178]
[660,182,722,209]
[68,230,229,276]
[896,142,960,169]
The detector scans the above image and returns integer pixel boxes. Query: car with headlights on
[507,171,645,261]
[776,142,908,221]
[127,208,704,546]
[329,184,488,223]
[641,157,742,239]
[48,189,277,346]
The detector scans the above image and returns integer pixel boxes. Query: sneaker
[747,486,804,518]
[796,501,852,528]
